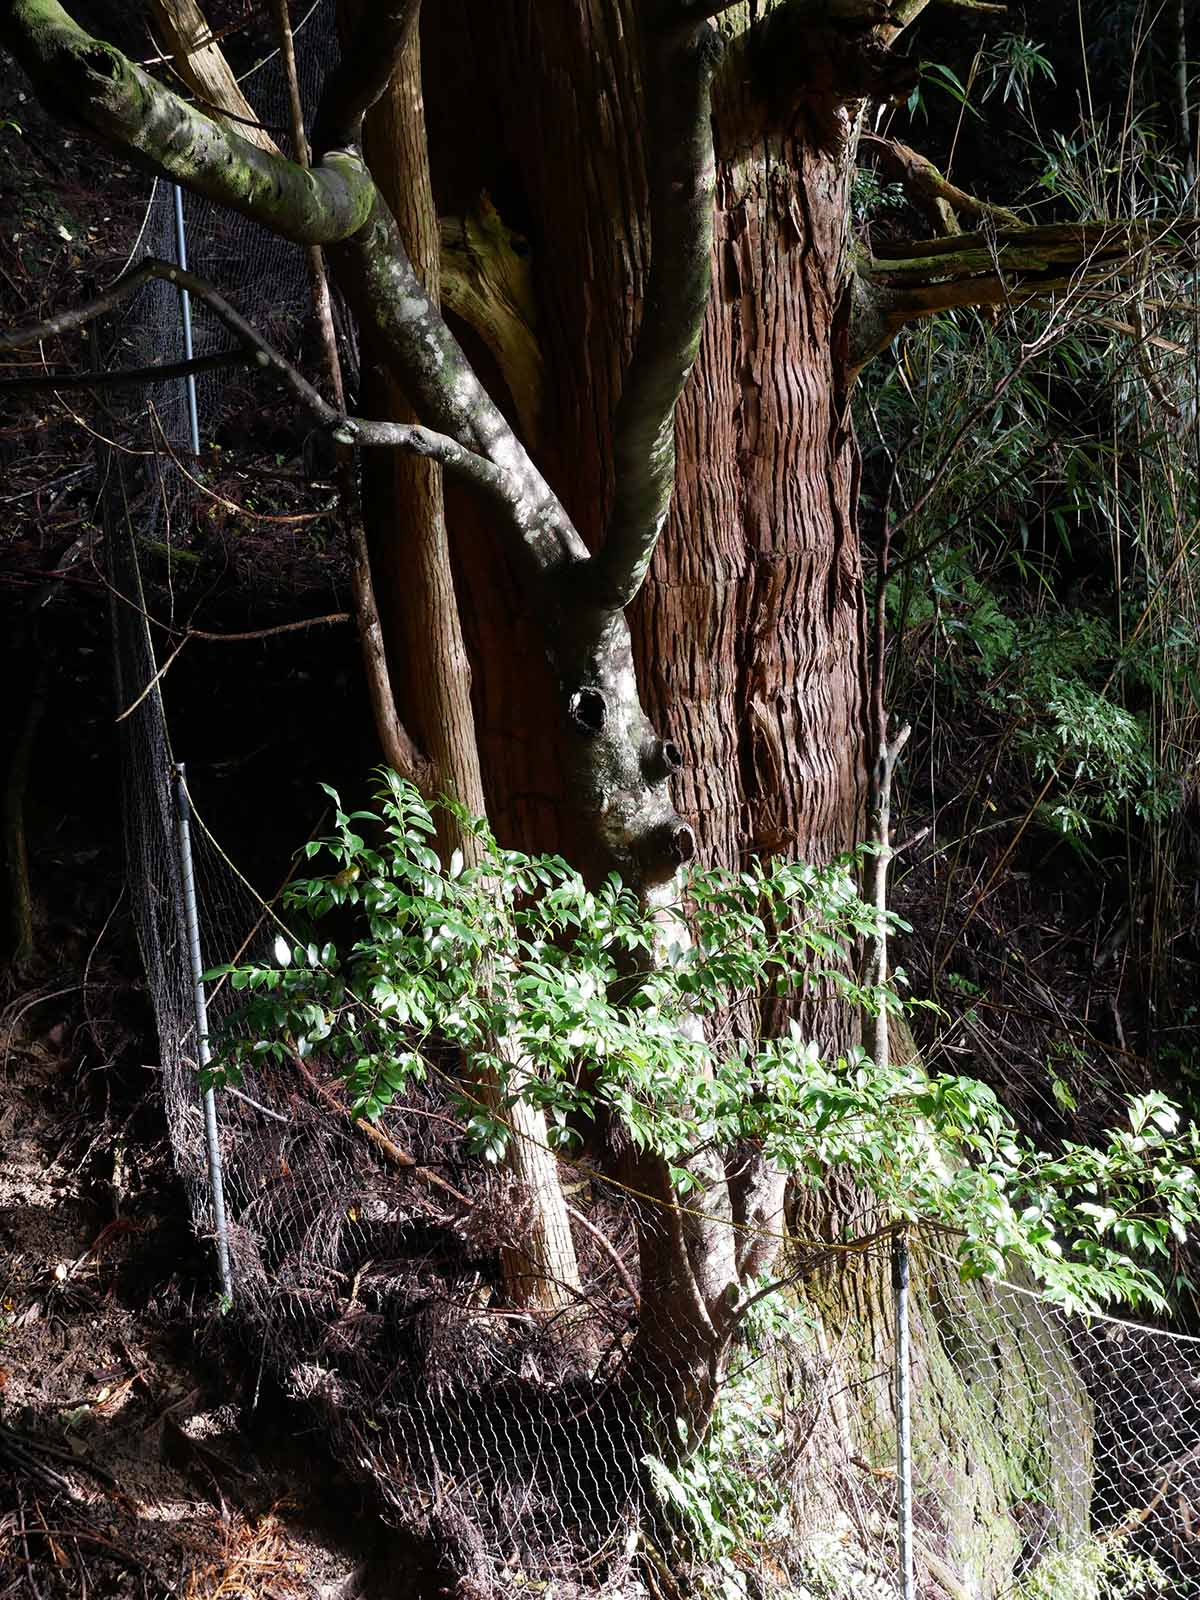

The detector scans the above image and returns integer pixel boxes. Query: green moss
[800,1242,1092,1597]
[3,0,375,245]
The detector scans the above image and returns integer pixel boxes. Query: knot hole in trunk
[643,737,683,783]
[643,819,696,880]
[568,687,607,734]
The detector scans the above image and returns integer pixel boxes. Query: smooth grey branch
[586,17,720,611]
[0,259,515,503]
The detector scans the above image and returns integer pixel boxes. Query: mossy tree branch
[849,221,1199,370]
[0,0,374,242]
[0,0,701,889]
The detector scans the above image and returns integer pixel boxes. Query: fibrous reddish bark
[421,0,869,1429]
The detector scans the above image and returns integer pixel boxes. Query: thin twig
[113,632,190,723]
[564,1201,641,1308]
[285,1049,474,1209]
[0,350,250,394]
[225,1084,290,1123]
[188,613,351,642]
[0,261,514,501]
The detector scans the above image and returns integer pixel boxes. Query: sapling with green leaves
[209,773,1200,1318]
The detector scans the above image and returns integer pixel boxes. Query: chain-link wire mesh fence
[903,1254,1200,1600]
[91,10,1200,1597]
[110,351,1200,1600]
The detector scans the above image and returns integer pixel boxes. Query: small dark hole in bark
[81,46,121,81]
[641,820,697,882]
[568,688,607,735]
[642,737,684,782]
[670,823,697,865]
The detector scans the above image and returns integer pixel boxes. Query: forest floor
[0,68,397,1594]
[0,984,394,1599]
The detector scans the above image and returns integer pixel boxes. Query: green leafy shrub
[643,1294,814,1598]
[209,774,1200,1313]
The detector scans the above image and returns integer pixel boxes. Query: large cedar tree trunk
[425,6,868,898]
[420,0,868,1433]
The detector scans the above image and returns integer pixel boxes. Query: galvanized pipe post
[173,763,233,1302]
[170,184,202,456]
[893,1227,914,1600]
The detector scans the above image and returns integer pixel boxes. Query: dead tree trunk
[355,5,582,1313]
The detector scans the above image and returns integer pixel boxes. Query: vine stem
[870,487,910,1072]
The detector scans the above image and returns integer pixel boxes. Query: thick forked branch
[710,0,1001,163]
[3,0,698,888]
[0,0,373,244]
[0,2,577,570]
[587,13,721,610]
[328,200,588,576]
[850,220,1200,369]
[714,0,915,164]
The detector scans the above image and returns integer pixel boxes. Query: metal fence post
[893,1227,914,1600]
[173,762,233,1302]
[170,184,202,456]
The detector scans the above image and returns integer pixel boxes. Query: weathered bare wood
[440,202,544,444]
[354,0,582,1310]
[148,0,281,154]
